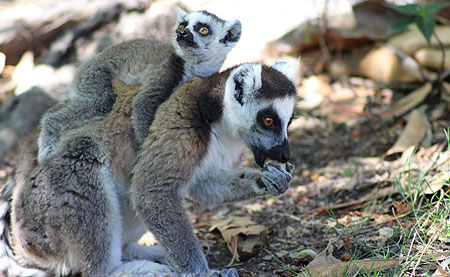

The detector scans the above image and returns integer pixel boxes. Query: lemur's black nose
[266,139,290,163]
[177,29,193,40]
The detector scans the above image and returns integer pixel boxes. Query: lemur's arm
[187,164,292,206]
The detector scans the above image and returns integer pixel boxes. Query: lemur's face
[173,8,241,60]
[224,62,298,168]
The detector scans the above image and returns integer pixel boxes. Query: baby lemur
[37,7,242,162]
[7,61,297,276]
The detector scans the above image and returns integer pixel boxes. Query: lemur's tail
[0,180,47,277]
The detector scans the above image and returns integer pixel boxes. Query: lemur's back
[70,39,178,98]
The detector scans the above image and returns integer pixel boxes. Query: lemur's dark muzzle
[266,139,290,163]
[252,139,290,168]
[176,29,197,48]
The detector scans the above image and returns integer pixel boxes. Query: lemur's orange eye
[177,24,185,32]
[263,117,274,127]
[199,26,209,34]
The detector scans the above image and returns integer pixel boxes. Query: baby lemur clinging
[37,7,242,162]
[7,60,297,277]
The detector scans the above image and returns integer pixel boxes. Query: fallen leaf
[422,171,450,195]
[373,213,395,224]
[303,257,403,276]
[359,45,424,83]
[306,240,341,269]
[386,109,429,156]
[388,25,450,55]
[210,216,269,262]
[383,83,432,119]
[0,52,5,75]
[393,201,410,216]
[414,48,450,71]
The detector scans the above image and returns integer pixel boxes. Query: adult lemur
[37,7,242,162]
[4,60,297,276]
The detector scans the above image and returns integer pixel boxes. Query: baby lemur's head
[223,61,298,168]
[173,8,241,66]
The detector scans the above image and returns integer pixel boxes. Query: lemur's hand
[259,162,292,196]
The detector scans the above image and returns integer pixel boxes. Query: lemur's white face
[224,62,298,168]
[173,8,241,62]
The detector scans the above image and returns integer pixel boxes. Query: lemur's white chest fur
[192,123,246,183]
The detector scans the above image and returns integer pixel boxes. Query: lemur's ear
[220,19,242,45]
[271,60,299,82]
[174,6,187,21]
[228,64,262,105]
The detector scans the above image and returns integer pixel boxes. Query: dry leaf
[303,251,450,276]
[422,171,450,195]
[359,45,424,83]
[388,25,450,55]
[383,83,432,119]
[303,258,403,276]
[414,48,450,71]
[386,109,429,156]
[373,213,395,224]
[0,52,5,75]
[393,201,411,216]
[306,240,341,269]
[210,216,269,262]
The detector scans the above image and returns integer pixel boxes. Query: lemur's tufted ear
[174,6,187,21]
[220,19,242,45]
[271,60,299,82]
[227,63,262,106]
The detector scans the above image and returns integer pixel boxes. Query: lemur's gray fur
[37,7,242,163]
[2,61,297,277]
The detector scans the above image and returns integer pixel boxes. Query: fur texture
[4,61,297,276]
[37,8,241,162]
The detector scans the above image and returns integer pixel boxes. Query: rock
[0,87,56,165]
[414,48,450,71]
[359,45,425,83]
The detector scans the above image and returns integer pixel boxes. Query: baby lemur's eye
[263,117,274,127]
[177,24,186,32]
[199,26,209,35]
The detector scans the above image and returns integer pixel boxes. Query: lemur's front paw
[259,163,292,196]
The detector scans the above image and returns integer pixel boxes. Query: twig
[225,235,239,267]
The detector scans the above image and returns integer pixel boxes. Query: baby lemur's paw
[259,163,292,196]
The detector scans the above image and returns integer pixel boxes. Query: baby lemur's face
[173,8,241,60]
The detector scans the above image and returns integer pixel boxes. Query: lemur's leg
[38,101,110,162]
[13,136,122,276]
[38,64,115,163]
[188,164,292,206]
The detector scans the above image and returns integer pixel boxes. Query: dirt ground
[185,106,450,276]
